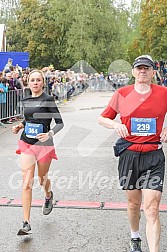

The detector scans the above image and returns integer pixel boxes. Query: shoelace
[23,221,28,228]
[45,198,51,207]
[131,240,140,249]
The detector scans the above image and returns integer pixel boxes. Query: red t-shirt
[101,84,167,152]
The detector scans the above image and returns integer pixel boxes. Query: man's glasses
[135,66,153,71]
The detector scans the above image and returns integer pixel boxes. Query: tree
[6,0,130,71]
[140,0,167,59]
[49,0,124,71]
[7,0,55,67]
[124,0,143,63]
[127,0,167,61]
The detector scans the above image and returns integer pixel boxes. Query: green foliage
[140,0,167,59]
[7,0,162,71]
[124,0,143,64]
[65,0,123,71]
[5,0,131,71]
[127,0,167,62]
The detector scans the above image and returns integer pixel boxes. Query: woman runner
[12,69,64,235]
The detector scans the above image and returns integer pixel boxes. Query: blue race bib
[25,123,43,138]
[131,118,156,136]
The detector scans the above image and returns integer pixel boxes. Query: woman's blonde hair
[27,69,46,87]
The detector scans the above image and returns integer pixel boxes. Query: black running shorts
[118,148,165,192]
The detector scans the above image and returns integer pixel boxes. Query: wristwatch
[48,130,54,139]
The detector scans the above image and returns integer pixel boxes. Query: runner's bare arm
[98,115,129,138]
[160,127,167,143]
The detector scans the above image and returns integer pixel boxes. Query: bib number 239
[131,118,156,136]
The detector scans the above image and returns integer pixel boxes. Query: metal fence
[0,80,115,125]
[49,79,115,101]
[0,89,23,122]
[86,79,115,92]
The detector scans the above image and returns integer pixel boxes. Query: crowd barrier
[87,79,115,91]
[0,89,23,122]
[0,80,116,125]
[49,79,115,101]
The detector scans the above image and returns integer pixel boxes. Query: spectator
[6,72,22,120]
[21,74,32,97]
[163,74,167,87]
[4,58,14,72]
[0,78,10,124]
[0,71,3,82]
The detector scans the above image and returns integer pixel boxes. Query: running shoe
[3,120,13,124]
[42,191,53,215]
[130,238,142,252]
[17,221,31,235]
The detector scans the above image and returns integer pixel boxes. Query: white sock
[131,230,141,239]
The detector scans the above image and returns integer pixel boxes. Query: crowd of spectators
[1,58,167,126]
[0,60,24,124]
[0,60,92,125]
[154,60,167,86]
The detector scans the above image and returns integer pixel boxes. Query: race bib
[131,118,156,136]
[25,123,43,138]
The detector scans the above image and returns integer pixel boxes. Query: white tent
[0,24,6,52]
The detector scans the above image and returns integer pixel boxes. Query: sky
[124,0,132,8]
[114,0,132,9]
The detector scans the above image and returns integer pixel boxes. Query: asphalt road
[0,91,167,252]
